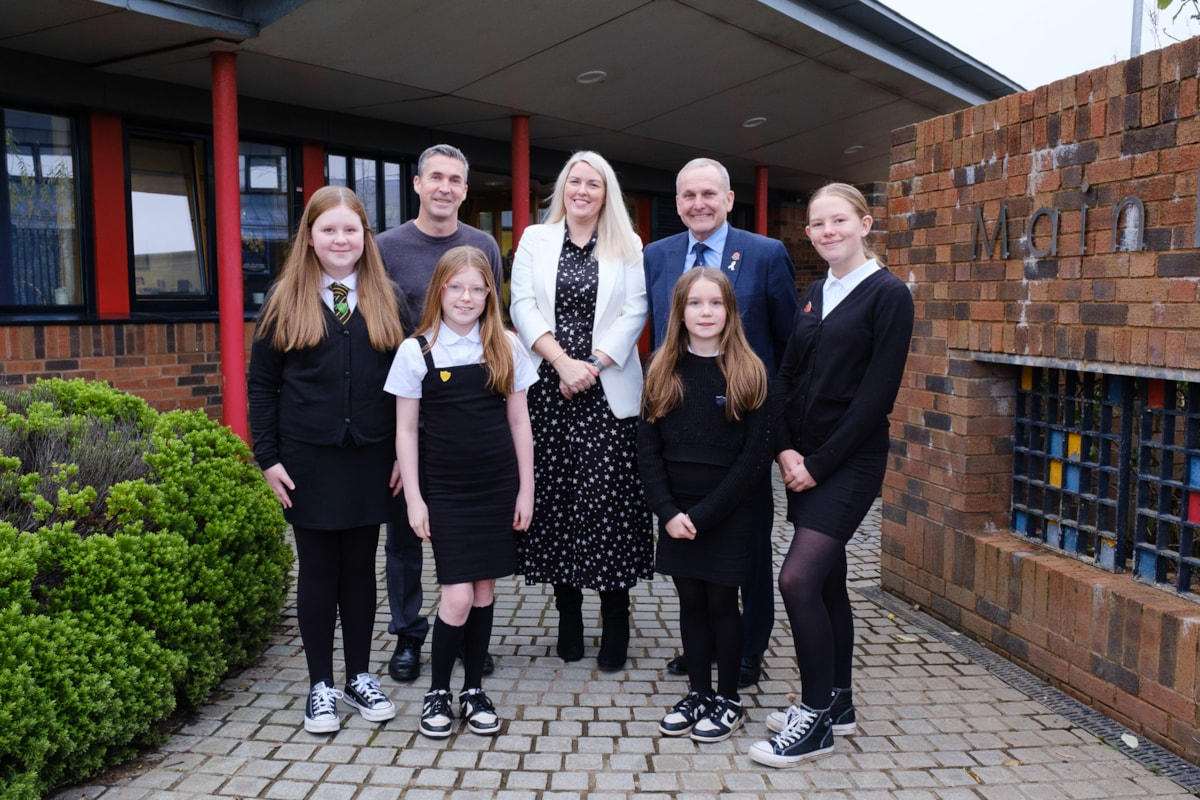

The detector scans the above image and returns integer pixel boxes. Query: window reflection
[326,152,405,233]
[129,136,208,297]
[3,108,81,307]
[240,142,290,311]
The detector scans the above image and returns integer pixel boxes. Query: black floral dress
[517,230,653,591]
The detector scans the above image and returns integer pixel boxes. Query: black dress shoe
[737,654,762,688]
[666,654,688,675]
[388,636,421,682]
[455,647,496,675]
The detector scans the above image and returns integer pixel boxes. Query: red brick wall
[0,321,256,421]
[885,37,1200,763]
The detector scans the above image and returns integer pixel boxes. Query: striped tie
[330,282,352,324]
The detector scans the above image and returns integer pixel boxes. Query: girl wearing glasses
[385,245,536,740]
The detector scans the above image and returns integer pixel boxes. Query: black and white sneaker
[690,694,744,743]
[767,689,856,736]
[659,690,712,736]
[304,681,343,734]
[343,673,396,723]
[460,688,501,736]
[419,689,454,739]
[749,703,834,768]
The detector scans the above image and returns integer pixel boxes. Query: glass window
[354,157,378,231]
[129,135,208,298]
[327,154,347,186]
[2,108,82,308]
[326,152,407,233]
[383,160,403,230]
[240,142,291,311]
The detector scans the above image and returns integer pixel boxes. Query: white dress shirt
[384,321,538,398]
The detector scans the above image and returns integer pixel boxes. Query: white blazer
[509,221,647,419]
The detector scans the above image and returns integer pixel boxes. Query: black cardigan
[248,305,399,471]
[772,267,914,484]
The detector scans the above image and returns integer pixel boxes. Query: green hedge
[0,379,292,799]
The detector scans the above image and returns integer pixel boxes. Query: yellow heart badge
[439,370,451,382]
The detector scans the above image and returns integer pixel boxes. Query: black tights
[293,525,380,687]
[778,526,853,709]
[674,576,742,700]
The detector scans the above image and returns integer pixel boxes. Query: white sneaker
[689,695,744,743]
[420,689,455,739]
[303,681,343,734]
[460,688,501,736]
[342,673,396,722]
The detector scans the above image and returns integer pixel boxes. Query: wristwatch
[585,354,605,372]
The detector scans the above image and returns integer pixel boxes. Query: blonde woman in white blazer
[509,151,653,671]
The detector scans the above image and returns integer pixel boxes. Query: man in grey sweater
[376,144,503,682]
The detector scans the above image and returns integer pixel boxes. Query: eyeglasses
[443,282,490,300]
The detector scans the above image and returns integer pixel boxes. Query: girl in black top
[248,186,406,735]
[639,267,770,744]
[750,183,914,768]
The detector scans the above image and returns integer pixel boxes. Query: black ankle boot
[554,584,584,662]
[597,588,630,671]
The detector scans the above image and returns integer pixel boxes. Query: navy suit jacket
[643,226,798,379]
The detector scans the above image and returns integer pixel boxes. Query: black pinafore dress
[417,336,518,584]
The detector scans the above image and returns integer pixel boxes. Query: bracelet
[549,350,568,365]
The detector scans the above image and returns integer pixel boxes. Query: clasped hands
[555,354,601,399]
[777,449,817,492]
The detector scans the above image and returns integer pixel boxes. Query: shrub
[0,379,292,799]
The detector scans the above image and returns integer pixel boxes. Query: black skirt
[786,448,886,542]
[279,437,395,530]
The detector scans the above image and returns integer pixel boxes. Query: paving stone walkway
[57,485,1200,799]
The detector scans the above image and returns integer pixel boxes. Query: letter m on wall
[971,200,1009,260]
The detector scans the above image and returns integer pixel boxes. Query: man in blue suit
[643,157,798,687]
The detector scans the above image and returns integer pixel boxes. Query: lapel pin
[715,395,726,407]
[727,252,740,271]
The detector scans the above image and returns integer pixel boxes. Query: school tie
[692,242,709,269]
[330,282,352,324]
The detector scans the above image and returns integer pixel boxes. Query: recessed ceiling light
[843,144,865,154]
[742,117,767,128]
[575,70,608,85]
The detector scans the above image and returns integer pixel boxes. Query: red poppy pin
[727,252,740,271]
[804,301,812,313]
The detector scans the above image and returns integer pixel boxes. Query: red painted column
[754,165,768,236]
[511,116,530,249]
[636,195,652,247]
[301,142,325,204]
[89,113,130,317]
[212,52,247,440]
[635,194,653,357]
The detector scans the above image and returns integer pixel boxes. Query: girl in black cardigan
[639,267,770,744]
[248,186,406,735]
[750,184,914,769]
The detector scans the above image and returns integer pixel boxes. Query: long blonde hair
[809,182,884,265]
[544,151,641,264]
[256,186,404,351]
[643,268,767,422]
[414,246,515,395]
